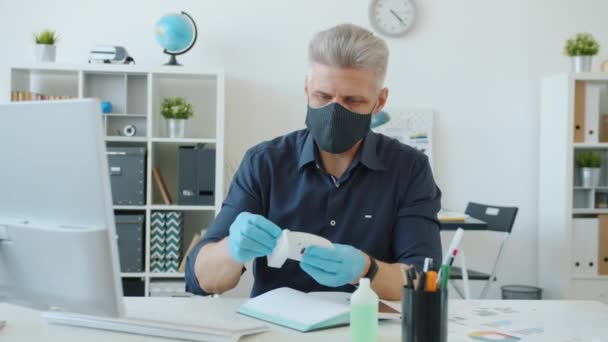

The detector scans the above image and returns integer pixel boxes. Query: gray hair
[308,23,389,90]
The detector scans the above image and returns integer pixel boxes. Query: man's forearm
[354,254,407,301]
[194,237,244,294]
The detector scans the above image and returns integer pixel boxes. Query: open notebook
[238,287,400,332]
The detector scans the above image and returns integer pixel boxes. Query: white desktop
[0,100,267,341]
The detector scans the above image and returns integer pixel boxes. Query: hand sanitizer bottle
[350,277,378,342]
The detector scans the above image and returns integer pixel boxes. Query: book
[438,210,469,222]
[238,287,400,332]
[152,167,172,205]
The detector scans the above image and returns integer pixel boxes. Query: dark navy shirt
[185,129,442,297]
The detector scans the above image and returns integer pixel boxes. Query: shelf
[151,137,216,144]
[572,209,608,214]
[149,205,215,211]
[105,136,147,142]
[11,63,224,76]
[148,272,185,278]
[572,275,608,280]
[121,273,146,277]
[104,113,147,118]
[573,186,608,190]
[113,205,146,210]
[573,143,608,149]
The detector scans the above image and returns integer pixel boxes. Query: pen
[407,267,417,289]
[423,257,433,273]
[437,228,464,285]
[400,264,409,287]
[439,264,450,290]
[416,272,427,291]
[424,259,437,292]
[405,268,415,289]
[425,270,438,292]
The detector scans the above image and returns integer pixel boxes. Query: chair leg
[480,232,510,300]
[460,245,471,300]
[480,279,493,299]
[450,280,466,299]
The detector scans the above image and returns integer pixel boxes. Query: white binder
[584,83,602,143]
[572,218,599,277]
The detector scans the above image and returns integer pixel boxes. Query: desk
[1,298,607,341]
[440,216,488,231]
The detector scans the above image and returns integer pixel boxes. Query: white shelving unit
[539,73,608,302]
[9,63,225,297]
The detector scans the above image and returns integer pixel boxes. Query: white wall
[3,0,608,298]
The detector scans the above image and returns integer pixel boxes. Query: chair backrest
[465,202,518,234]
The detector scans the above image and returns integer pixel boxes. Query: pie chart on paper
[468,331,521,341]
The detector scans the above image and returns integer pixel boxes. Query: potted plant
[161,96,194,138]
[576,150,602,187]
[34,30,58,63]
[564,33,600,72]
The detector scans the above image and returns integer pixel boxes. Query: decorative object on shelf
[101,101,113,114]
[34,29,58,63]
[122,125,136,137]
[576,150,602,187]
[107,146,147,205]
[155,11,198,66]
[10,91,73,102]
[151,212,167,273]
[152,167,173,205]
[115,215,145,272]
[596,192,608,209]
[161,96,194,138]
[149,280,191,297]
[88,45,135,64]
[368,0,416,38]
[178,145,216,206]
[165,211,183,273]
[564,33,600,73]
[601,60,608,72]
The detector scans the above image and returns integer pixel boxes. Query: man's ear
[374,87,389,113]
[304,76,309,96]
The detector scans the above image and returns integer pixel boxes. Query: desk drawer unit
[107,147,146,205]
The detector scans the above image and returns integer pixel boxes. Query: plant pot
[167,119,186,138]
[571,55,592,73]
[581,167,601,187]
[35,44,56,63]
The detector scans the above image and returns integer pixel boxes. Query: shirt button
[330,220,336,226]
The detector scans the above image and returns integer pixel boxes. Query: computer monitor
[0,100,269,341]
[0,99,124,317]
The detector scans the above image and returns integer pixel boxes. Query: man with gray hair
[186,23,442,300]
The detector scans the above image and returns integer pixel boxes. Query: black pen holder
[401,288,448,342]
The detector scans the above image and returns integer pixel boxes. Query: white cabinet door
[573,218,599,277]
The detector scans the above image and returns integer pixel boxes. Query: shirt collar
[298,131,386,171]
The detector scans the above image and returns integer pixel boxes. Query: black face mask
[305,102,374,154]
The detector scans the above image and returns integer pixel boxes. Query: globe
[155,11,198,66]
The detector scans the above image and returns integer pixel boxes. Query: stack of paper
[438,210,469,222]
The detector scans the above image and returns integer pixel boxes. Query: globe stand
[164,54,181,66]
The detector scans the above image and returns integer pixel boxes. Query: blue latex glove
[300,243,367,287]
[228,212,282,263]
